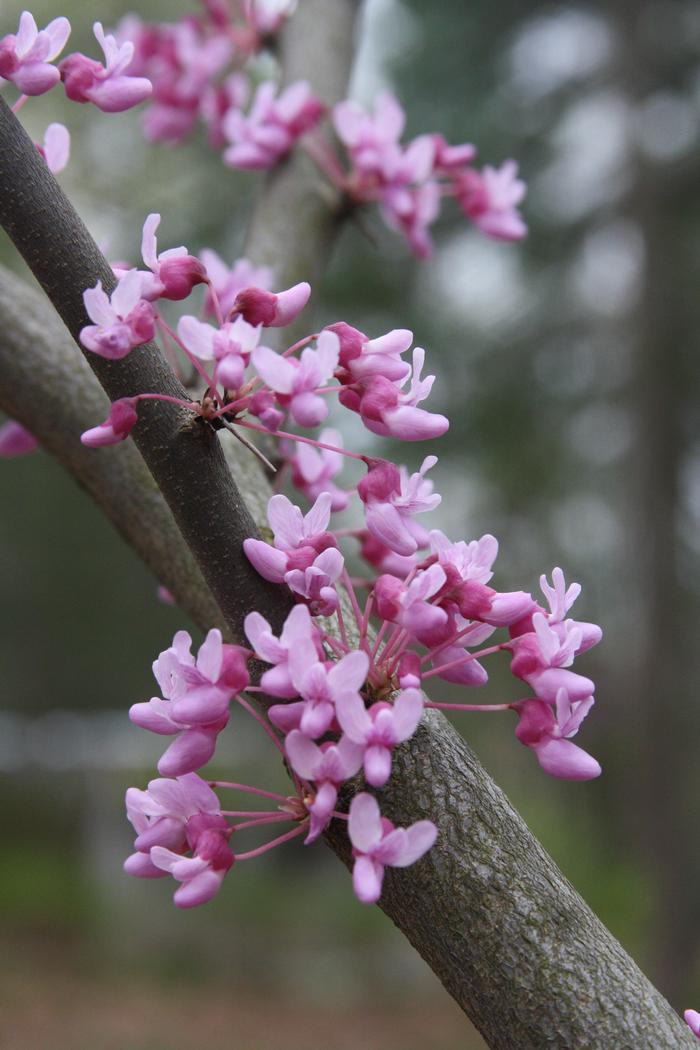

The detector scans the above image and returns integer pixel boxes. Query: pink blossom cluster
[103,235,603,909]
[1,11,155,179]
[0,12,152,112]
[2,9,527,259]
[332,93,526,256]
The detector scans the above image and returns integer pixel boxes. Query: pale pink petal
[348,792,383,853]
[352,854,384,904]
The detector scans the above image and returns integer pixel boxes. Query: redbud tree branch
[0,2,693,1046]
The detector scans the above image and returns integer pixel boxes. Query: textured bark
[0,263,224,631]
[0,2,694,1046]
[0,95,290,640]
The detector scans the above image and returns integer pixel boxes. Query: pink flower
[151,825,234,908]
[456,160,527,242]
[345,347,448,442]
[269,647,369,739]
[37,122,70,174]
[60,22,152,113]
[252,330,339,427]
[199,251,273,319]
[380,180,441,259]
[286,428,349,511]
[429,529,499,585]
[512,689,601,781]
[333,93,431,184]
[432,134,476,172]
[510,613,595,702]
[139,214,207,301]
[684,1010,700,1040]
[244,604,322,698]
[153,628,249,724]
[373,565,448,645]
[284,547,345,615]
[336,688,424,787]
[244,493,344,612]
[125,772,222,854]
[428,530,535,629]
[178,314,262,390]
[80,271,155,360]
[329,322,412,384]
[81,398,138,448]
[285,731,363,842]
[0,420,38,458]
[232,280,310,328]
[129,629,248,775]
[0,12,70,96]
[358,456,441,557]
[348,793,437,904]
[223,80,324,170]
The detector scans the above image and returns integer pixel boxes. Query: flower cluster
[92,220,602,910]
[332,93,526,256]
[3,6,586,920]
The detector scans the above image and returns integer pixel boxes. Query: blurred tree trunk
[613,0,700,1003]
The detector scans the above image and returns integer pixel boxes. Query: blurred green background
[1,0,700,1047]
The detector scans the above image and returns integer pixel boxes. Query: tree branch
[0,2,694,1045]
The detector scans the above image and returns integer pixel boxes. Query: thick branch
[0,262,224,630]
[0,3,693,1046]
[0,95,290,640]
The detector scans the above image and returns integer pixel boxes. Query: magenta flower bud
[0,420,39,458]
[233,280,310,327]
[81,398,139,448]
[157,255,207,300]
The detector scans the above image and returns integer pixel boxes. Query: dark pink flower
[151,825,234,908]
[232,280,310,328]
[81,398,138,448]
[60,22,152,113]
[512,689,601,781]
[358,456,441,557]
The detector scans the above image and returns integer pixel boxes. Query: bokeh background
[2,1,700,1047]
